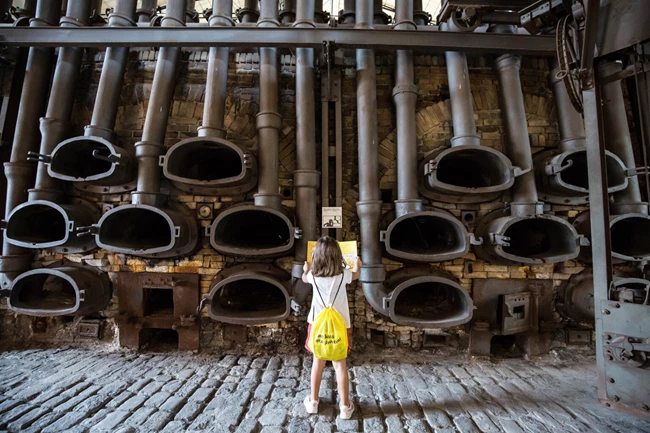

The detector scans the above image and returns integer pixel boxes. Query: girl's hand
[353,256,361,271]
[303,261,310,273]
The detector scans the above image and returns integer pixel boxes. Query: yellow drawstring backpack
[308,277,349,361]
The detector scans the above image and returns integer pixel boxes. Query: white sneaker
[304,395,319,414]
[339,402,355,420]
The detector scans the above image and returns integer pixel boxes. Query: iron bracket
[92,149,121,165]
[469,233,483,245]
[290,299,303,315]
[545,159,573,175]
[158,155,166,166]
[0,220,6,230]
[174,226,181,238]
[490,233,511,247]
[379,230,387,242]
[26,151,51,164]
[294,227,303,239]
[204,225,211,236]
[578,234,591,246]
[513,165,532,177]
[423,160,436,176]
[196,295,209,316]
[76,224,99,237]
[243,152,253,168]
[78,289,85,302]
[625,166,650,178]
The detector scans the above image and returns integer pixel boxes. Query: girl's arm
[351,256,361,281]
[302,261,310,283]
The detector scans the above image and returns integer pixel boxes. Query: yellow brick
[487,272,510,279]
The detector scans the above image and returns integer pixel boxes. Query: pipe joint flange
[293,170,320,188]
[393,19,417,31]
[134,140,164,158]
[135,8,155,22]
[40,117,68,137]
[161,15,186,27]
[253,193,283,209]
[510,202,544,217]
[392,83,418,97]
[108,12,137,27]
[449,134,481,147]
[292,19,316,28]
[59,16,85,28]
[356,200,383,219]
[394,199,423,218]
[611,202,649,215]
[494,53,521,72]
[130,191,165,207]
[84,124,115,141]
[236,7,260,22]
[197,125,227,138]
[360,265,386,284]
[255,111,282,131]
[208,13,235,27]
[29,17,58,27]
[4,162,37,179]
[256,18,281,28]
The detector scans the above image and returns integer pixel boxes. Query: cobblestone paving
[0,348,649,433]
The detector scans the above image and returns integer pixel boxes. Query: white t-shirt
[306,269,352,329]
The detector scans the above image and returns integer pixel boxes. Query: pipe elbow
[361,281,390,316]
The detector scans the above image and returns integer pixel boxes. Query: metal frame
[0,25,555,54]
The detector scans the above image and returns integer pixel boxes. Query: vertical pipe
[494,38,538,204]
[86,0,138,138]
[280,0,295,24]
[2,0,62,263]
[137,0,157,23]
[293,0,318,270]
[444,19,480,148]
[238,0,260,23]
[341,0,355,24]
[254,0,282,210]
[200,0,233,140]
[549,59,586,152]
[393,0,421,218]
[600,61,644,207]
[133,0,187,204]
[31,0,93,201]
[356,0,386,314]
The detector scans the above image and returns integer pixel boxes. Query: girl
[301,236,360,420]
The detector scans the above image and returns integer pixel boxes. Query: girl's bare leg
[332,359,350,406]
[311,357,327,402]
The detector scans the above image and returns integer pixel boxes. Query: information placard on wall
[322,207,342,229]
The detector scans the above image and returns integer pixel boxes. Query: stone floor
[0,347,649,433]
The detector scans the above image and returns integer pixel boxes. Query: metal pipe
[600,61,644,208]
[1,0,62,285]
[340,0,355,24]
[31,0,93,201]
[137,0,157,23]
[445,22,480,148]
[293,0,318,266]
[494,51,538,204]
[549,60,585,152]
[133,0,187,204]
[88,0,138,137]
[356,0,387,314]
[238,0,260,23]
[254,0,282,210]
[393,0,420,218]
[280,0,295,24]
[200,0,234,140]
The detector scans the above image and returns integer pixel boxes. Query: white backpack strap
[326,275,345,308]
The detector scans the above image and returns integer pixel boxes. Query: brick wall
[0,48,589,351]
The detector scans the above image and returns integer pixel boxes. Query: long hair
[311,236,345,278]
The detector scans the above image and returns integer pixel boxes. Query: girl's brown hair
[311,236,345,277]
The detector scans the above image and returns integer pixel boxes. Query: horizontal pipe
[0,26,557,55]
